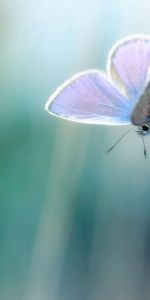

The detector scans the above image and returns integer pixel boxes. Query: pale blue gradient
[1,1,150,300]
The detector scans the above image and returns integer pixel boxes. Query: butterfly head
[137,123,150,135]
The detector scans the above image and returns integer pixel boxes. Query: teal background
[1,1,150,299]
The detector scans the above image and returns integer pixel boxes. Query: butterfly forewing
[108,35,150,101]
[46,71,131,125]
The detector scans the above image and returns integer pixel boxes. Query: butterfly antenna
[141,134,147,158]
[106,127,134,154]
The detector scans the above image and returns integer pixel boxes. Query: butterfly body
[131,80,150,126]
[45,34,150,138]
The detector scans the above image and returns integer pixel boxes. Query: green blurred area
[1,1,150,299]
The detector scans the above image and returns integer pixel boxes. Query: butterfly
[45,35,150,156]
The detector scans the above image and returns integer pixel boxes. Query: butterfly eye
[142,124,149,132]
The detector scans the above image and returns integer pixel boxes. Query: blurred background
[1,0,150,299]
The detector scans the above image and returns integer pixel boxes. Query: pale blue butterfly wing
[108,35,150,101]
[46,71,131,125]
